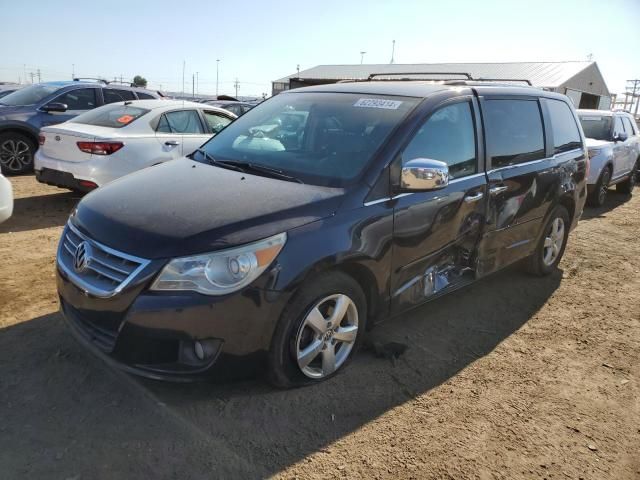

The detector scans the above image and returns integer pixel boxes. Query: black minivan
[56,80,587,386]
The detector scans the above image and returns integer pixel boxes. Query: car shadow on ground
[0,264,563,478]
[580,190,633,221]
[0,191,79,233]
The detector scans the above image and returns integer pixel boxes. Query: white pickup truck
[578,109,639,206]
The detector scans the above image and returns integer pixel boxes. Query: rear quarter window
[69,104,149,128]
[546,99,582,154]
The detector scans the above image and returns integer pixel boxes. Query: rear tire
[587,167,611,207]
[0,132,36,175]
[524,205,570,277]
[616,160,638,195]
[267,271,367,388]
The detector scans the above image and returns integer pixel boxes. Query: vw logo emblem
[55,135,61,142]
[73,241,92,273]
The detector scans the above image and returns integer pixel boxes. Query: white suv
[578,109,639,206]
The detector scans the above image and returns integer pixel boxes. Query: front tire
[587,166,611,207]
[524,205,570,276]
[616,160,638,195]
[0,132,36,174]
[267,271,367,388]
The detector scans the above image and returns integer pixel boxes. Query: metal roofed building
[272,61,611,109]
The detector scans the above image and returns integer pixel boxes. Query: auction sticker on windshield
[354,98,403,110]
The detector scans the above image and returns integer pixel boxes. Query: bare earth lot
[0,175,638,479]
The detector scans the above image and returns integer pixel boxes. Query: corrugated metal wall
[558,63,610,97]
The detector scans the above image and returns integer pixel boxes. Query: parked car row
[35,100,235,191]
[0,79,163,174]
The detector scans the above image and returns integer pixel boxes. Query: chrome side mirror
[400,158,449,191]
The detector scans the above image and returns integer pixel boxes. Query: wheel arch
[0,124,39,147]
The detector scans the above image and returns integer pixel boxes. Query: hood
[0,104,34,117]
[585,138,612,149]
[72,159,345,259]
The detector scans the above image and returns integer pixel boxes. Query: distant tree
[132,75,147,88]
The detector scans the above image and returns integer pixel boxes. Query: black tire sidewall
[268,271,367,388]
[0,131,36,175]
[594,168,611,206]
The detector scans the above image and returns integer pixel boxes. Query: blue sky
[0,0,638,96]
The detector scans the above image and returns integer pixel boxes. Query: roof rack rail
[366,71,472,81]
[73,77,109,84]
[473,78,532,86]
[107,80,137,87]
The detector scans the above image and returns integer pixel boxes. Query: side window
[402,101,477,179]
[160,110,204,134]
[103,89,136,104]
[156,114,171,133]
[136,92,156,100]
[546,99,582,154]
[613,116,625,137]
[203,111,232,134]
[622,117,636,136]
[484,99,545,168]
[55,88,97,111]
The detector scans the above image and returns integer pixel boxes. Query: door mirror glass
[401,158,449,191]
[614,131,628,142]
[43,102,68,113]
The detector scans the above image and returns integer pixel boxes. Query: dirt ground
[0,175,638,480]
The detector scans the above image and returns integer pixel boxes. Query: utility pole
[192,73,195,98]
[234,78,240,98]
[29,72,35,84]
[297,64,300,76]
[23,64,26,84]
[360,51,366,64]
[196,72,199,95]
[216,59,220,96]
[182,60,185,96]
[390,40,396,64]
[37,69,41,83]
[72,63,75,80]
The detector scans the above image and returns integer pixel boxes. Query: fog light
[194,341,205,361]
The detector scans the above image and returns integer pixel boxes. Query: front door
[391,98,487,314]
[38,88,99,127]
[611,115,629,179]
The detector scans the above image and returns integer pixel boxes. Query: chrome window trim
[57,222,151,298]
[363,172,486,206]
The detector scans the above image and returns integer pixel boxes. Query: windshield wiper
[193,148,245,173]
[223,161,304,184]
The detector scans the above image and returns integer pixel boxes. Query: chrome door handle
[165,140,180,146]
[489,185,508,196]
[464,191,484,203]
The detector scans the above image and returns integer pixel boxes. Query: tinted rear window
[546,99,582,154]
[70,104,149,128]
[578,115,612,141]
[136,92,156,100]
[484,99,545,168]
[103,89,136,104]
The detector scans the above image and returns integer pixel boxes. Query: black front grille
[62,300,120,353]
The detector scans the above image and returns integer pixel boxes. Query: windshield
[199,92,419,187]
[70,103,149,128]
[0,84,61,106]
[579,115,613,141]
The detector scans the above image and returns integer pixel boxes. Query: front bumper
[57,264,290,381]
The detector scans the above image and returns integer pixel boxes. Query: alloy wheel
[598,170,610,205]
[295,293,359,379]
[542,217,565,267]
[0,139,32,172]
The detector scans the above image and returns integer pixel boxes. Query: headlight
[150,232,286,295]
